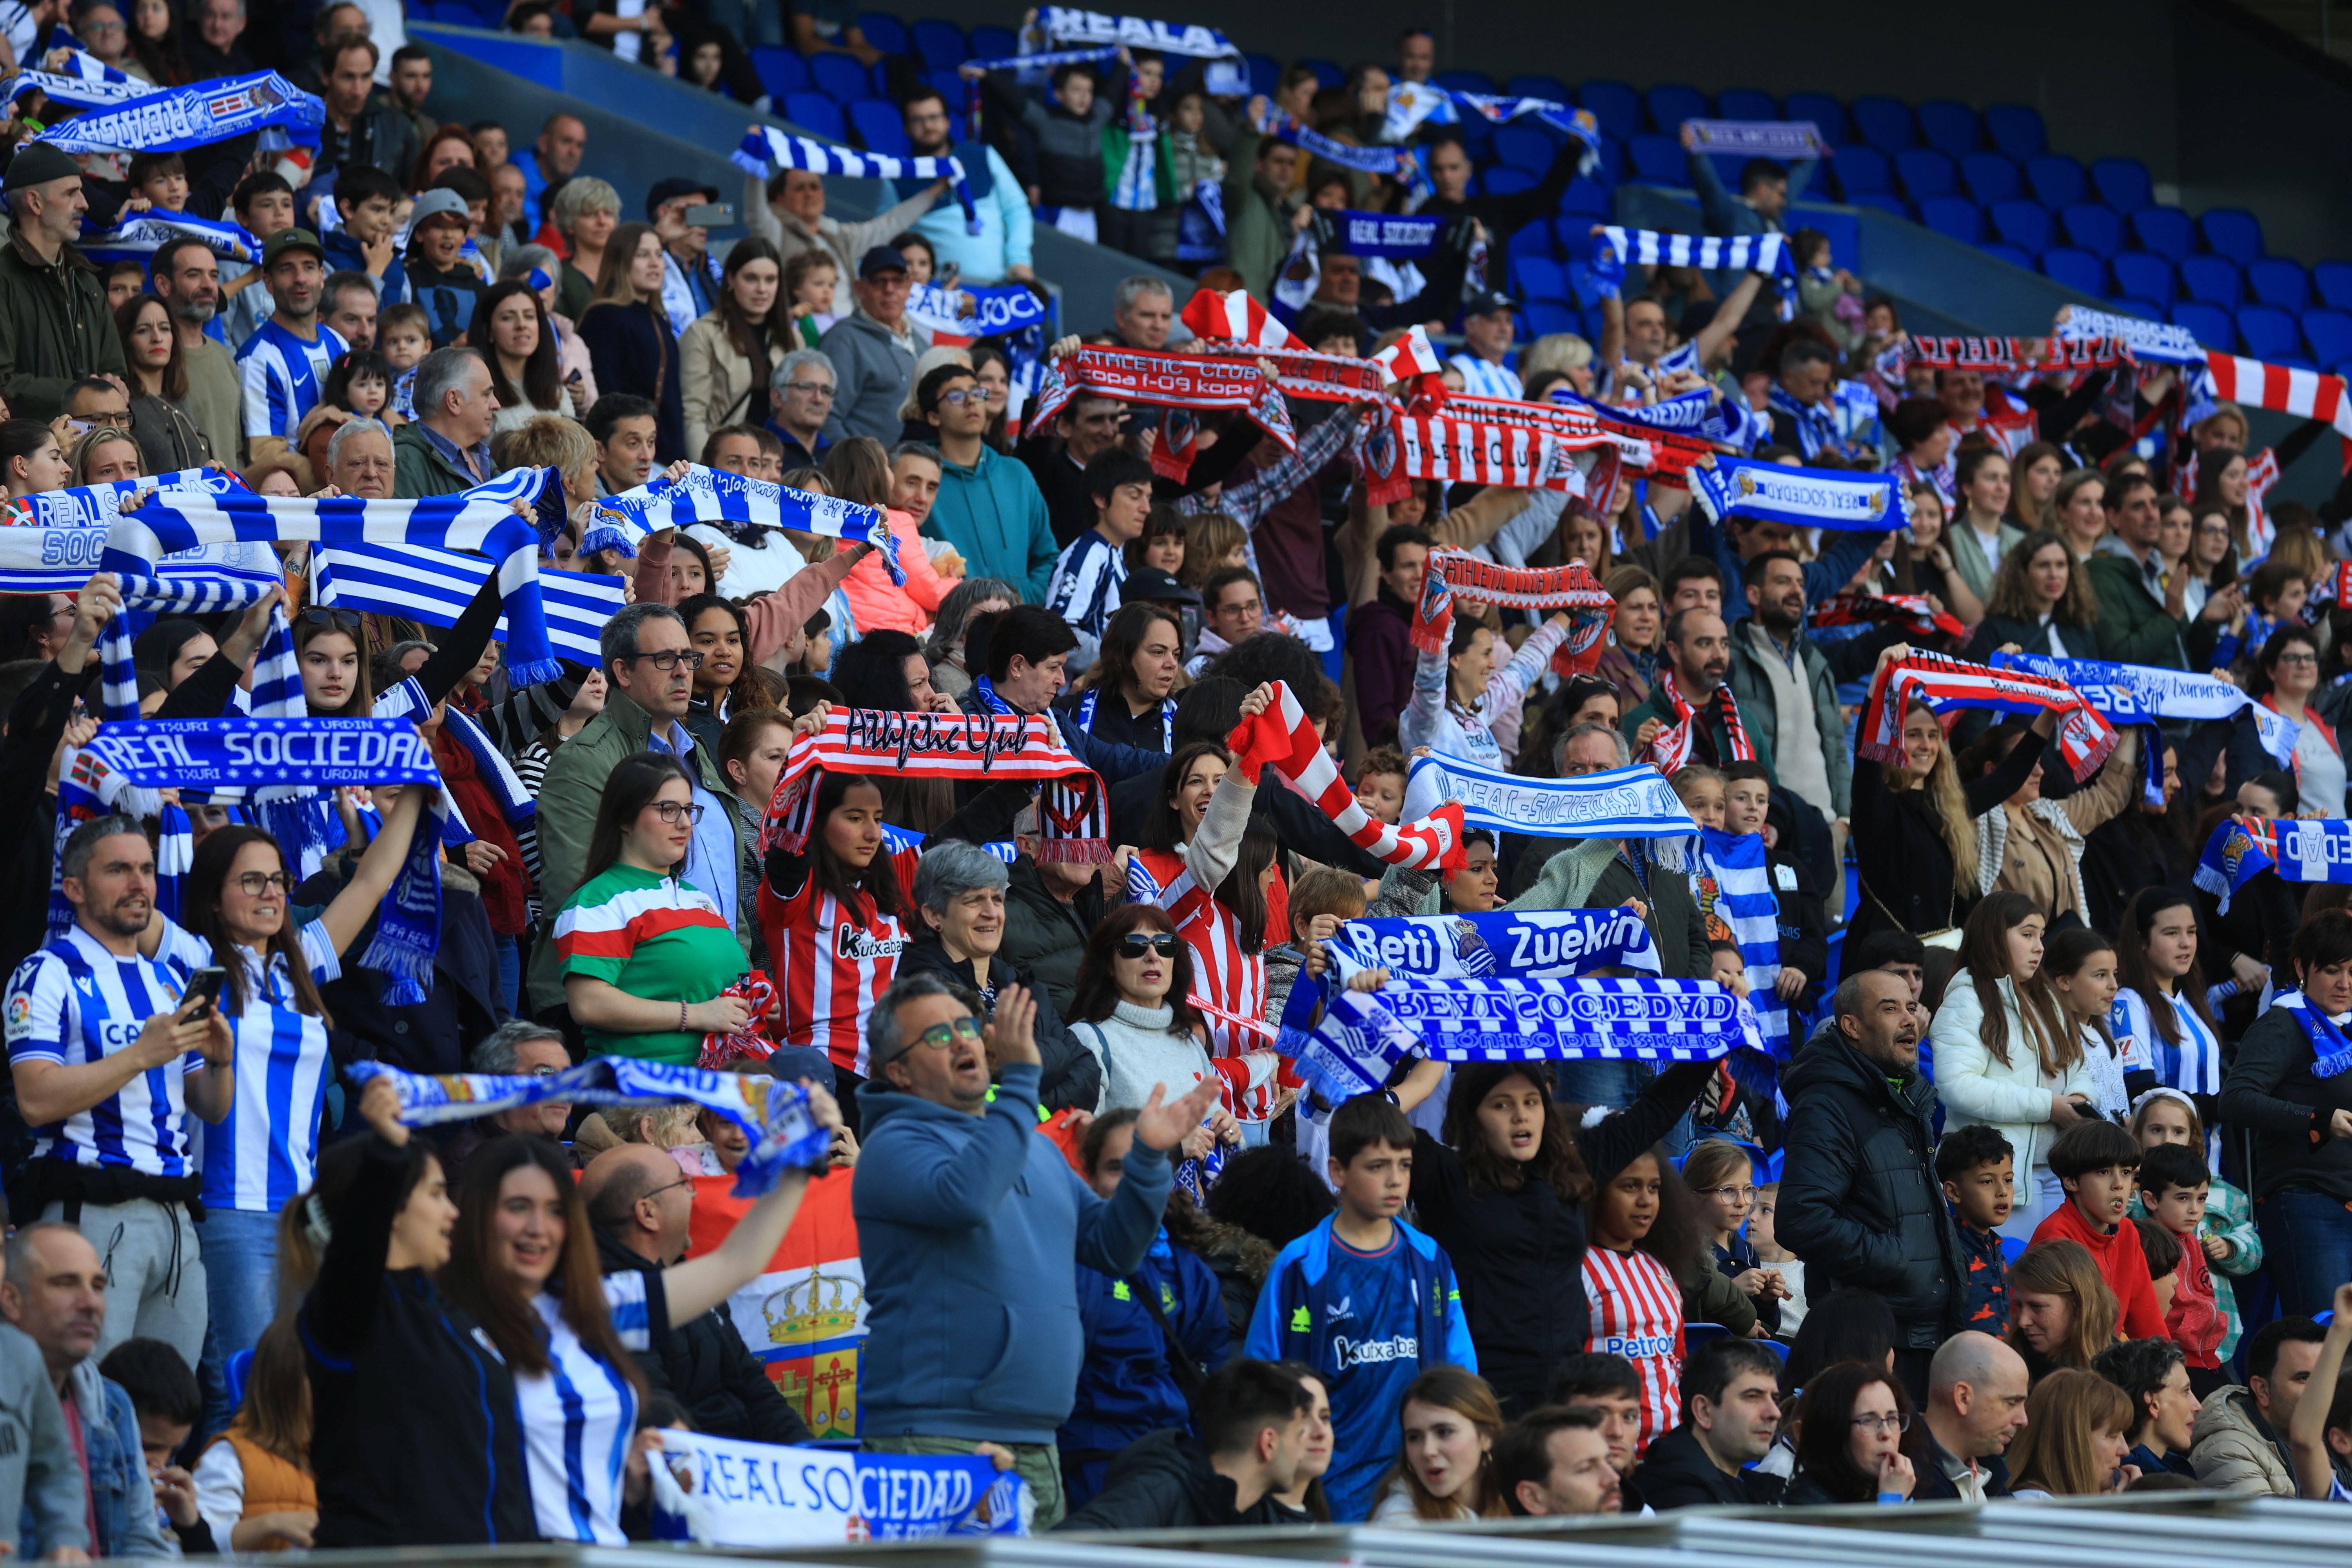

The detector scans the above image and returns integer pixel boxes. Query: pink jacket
[634,532,863,661]
[840,508,951,637]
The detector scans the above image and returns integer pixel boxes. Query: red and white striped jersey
[760,846,922,1076]
[1137,847,1292,1122]
[1581,1244,1685,1452]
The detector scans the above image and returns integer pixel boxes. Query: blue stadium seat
[1916,99,1979,159]
[2238,305,2302,362]
[1848,192,1911,220]
[2179,254,2243,308]
[2111,251,2176,305]
[2110,297,2168,325]
[1895,148,1956,200]
[2201,208,2265,265]
[1918,196,1980,245]
[2171,301,2237,352]
[849,99,910,155]
[750,45,809,98]
[1483,168,1535,196]
[922,66,963,104]
[1577,80,1640,142]
[1625,134,1684,184]
[2025,154,2085,209]
[1245,53,1279,96]
[809,51,871,101]
[1494,127,1553,175]
[1563,260,1599,305]
[1299,58,1342,88]
[2304,309,2352,368]
[1715,87,1778,122]
[1506,220,1553,261]
[2040,248,2106,296]
[1961,152,2020,205]
[1559,176,1611,217]
[1988,200,2052,254]
[1850,95,1915,153]
[2318,262,2352,312]
[2131,206,2195,262]
[910,18,965,69]
[967,25,1016,58]
[1782,91,1847,146]
[1645,83,1708,132]
[1436,67,1494,93]
[1830,144,1891,197]
[856,12,907,55]
[1984,104,2046,162]
[1980,241,2033,272]
[2059,203,2122,258]
[1506,74,1572,103]
[2091,156,2152,213]
[1524,301,1582,340]
[783,91,846,140]
[2247,258,2310,311]
[1514,256,1569,302]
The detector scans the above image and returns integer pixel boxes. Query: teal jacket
[922,442,1060,605]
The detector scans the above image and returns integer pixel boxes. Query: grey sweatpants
[41,1197,207,1370]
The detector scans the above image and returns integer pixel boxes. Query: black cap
[858,244,909,279]
[646,175,719,218]
[1463,290,1519,318]
[1122,567,1201,606]
[2,142,78,193]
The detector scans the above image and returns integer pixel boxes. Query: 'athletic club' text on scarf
[1404,552,1615,676]
[649,1429,1027,1544]
[732,127,980,234]
[2195,814,2352,914]
[1228,680,1466,871]
[37,70,323,153]
[1028,346,1296,483]
[1693,456,1909,532]
[594,465,901,581]
[1862,650,2119,784]
[1337,907,1662,980]
[1993,650,2299,805]
[1403,753,1703,842]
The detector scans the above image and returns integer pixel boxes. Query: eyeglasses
[906,1016,984,1054]
[626,649,705,672]
[1118,933,1180,959]
[1851,1413,1913,1435]
[1697,1184,1757,1202]
[233,871,297,896]
[78,408,130,428]
[780,380,834,397]
[939,387,999,406]
[636,1175,693,1205]
[299,606,362,631]
[648,801,706,825]
[2275,652,2319,666]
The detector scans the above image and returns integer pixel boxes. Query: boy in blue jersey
[1244,1093,1475,1520]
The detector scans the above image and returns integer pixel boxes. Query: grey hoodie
[815,309,931,446]
[0,1325,93,1558]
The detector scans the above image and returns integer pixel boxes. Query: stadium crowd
[2,0,2352,1551]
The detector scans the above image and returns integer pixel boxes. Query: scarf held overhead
[1402,753,1703,841]
[1682,118,1830,160]
[314,542,626,666]
[1809,590,1968,643]
[1337,907,1662,980]
[36,70,323,153]
[1406,553,1614,677]
[1992,650,2298,805]
[594,465,901,582]
[1028,345,1295,484]
[2195,814,2352,913]
[1226,679,1465,870]
[1693,456,1909,532]
[732,126,980,234]
[1862,650,2119,784]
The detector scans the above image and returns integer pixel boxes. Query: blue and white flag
[94,568,280,722]
[1403,753,1702,840]
[5,49,147,108]
[2196,814,2352,913]
[1682,118,1830,161]
[36,70,323,153]
[1034,7,1238,58]
[1993,650,2299,806]
[79,209,261,267]
[1336,907,1661,980]
[597,464,901,584]
[1692,456,1908,532]
[314,542,622,667]
[732,126,980,235]
[2056,304,2204,368]
[904,280,1049,340]
[349,1057,836,1197]
[879,820,1016,863]
[1700,826,1787,1054]
[648,1429,1027,1544]
[1334,209,1441,260]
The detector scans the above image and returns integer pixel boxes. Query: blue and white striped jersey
[4,928,203,1178]
[236,319,347,441]
[518,1272,656,1545]
[1451,354,1523,400]
[157,919,338,1214]
[1044,529,1128,642]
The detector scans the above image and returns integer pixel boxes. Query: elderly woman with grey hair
[896,837,1100,1112]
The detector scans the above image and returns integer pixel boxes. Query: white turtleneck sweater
[1071,998,1215,1113]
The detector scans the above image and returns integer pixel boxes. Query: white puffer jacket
[1929,967,2097,1175]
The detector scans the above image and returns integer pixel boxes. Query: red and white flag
[2206,351,2352,468]
[1179,287,1300,350]
[1372,323,1445,382]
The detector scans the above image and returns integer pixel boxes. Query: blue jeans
[1552,1059,1694,1157]
[2256,1185,2352,1320]
[494,934,521,1016]
[196,1208,280,1435]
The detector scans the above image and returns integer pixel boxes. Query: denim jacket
[20,1361,169,1559]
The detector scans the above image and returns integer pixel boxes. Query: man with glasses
[434,1022,575,1184]
[528,604,751,1019]
[853,968,1220,1529]
[766,347,835,469]
[60,377,129,430]
[918,362,1057,604]
[816,246,929,445]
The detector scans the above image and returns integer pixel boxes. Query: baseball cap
[407,188,470,229]
[1463,290,1519,318]
[646,176,720,217]
[261,228,327,267]
[858,244,909,279]
[1121,567,1201,606]
[1,142,78,194]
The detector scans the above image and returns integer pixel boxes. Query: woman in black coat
[579,220,687,463]
[1964,528,2103,663]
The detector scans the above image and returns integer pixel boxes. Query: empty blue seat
[2131,206,2195,261]
[1299,58,1342,88]
[2060,203,2122,258]
[2248,258,2309,311]
[910,18,965,68]
[2318,262,2352,312]
[1559,176,1611,217]
[1494,126,1553,174]
[750,45,809,97]
[2304,309,2352,368]
[1895,148,1956,200]
[809,51,871,101]
[1916,99,1980,159]
[1514,256,1569,302]
[1782,91,1847,145]
[1555,214,1596,257]
[849,98,910,155]
[922,65,963,103]
[2040,248,2106,296]
[1244,52,1278,96]
[2025,154,2085,209]
[2239,305,2302,361]
[967,24,1016,57]
[1919,196,1981,245]
[1577,80,1640,142]
[1483,168,1535,196]
[1981,241,2033,271]
[1848,192,1911,220]
[1984,104,2046,162]
[2111,251,2176,305]
[1523,301,1582,341]
[1715,87,1778,122]
[2171,301,2236,352]
[1645,83,1708,132]
[2202,208,2265,265]
[2179,254,2243,308]
[1506,74,1572,102]
[1961,152,2020,205]
[1624,134,1683,184]
[856,11,907,54]
[1506,220,1553,261]
[782,91,846,140]
[2091,156,2152,213]
[1988,199,2052,253]
[2111,297,2169,325]
[1851,94,1915,153]
[1434,67,1494,93]
[1831,144,1891,196]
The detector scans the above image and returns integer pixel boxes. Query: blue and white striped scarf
[376,673,531,838]
[5,48,144,107]
[1383,85,1601,176]
[313,541,621,666]
[1700,826,1787,1055]
[1994,650,2299,806]
[1333,907,1661,980]
[1249,103,1423,184]
[2270,990,2352,1080]
[1592,227,1793,320]
[1033,7,1240,58]
[1693,456,1909,532]
[1766,383,1842,460]
[731,126,980,234]
[1402,753,1702,840]
[2196,814,2352,913]
[965,44,1116,72]
[95,569,285,723]
[80,209,261,267]
[104,465,568,686]
[878,821,1015,862]
[595,464,900,583]
[36,69,323,154]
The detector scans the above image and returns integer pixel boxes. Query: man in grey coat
[817,247,932,445]
[1727,549,1852,902]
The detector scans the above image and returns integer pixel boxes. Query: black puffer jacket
[2221,1002,2352,1205]
[894,936,1101,1112]
[1775,1030,1963,1350]
[591,1228,813,1446]
[1057,1429,1242,1532]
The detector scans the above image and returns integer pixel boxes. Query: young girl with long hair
[1399,606,1573,768]
[193,1318,316,1550]
[2112,888,2223,1119]
[2005,1368,2140,1496]
[1686,1138,1788,1336]
[2045,925,2131,1122]
[1370,1368,1509,1522]
[1969,528,2101,661]
[1581,1146,1703,1448]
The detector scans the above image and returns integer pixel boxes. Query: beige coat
[680,313,773,460]
[741,176,944,318]
[1975,729,2140,924]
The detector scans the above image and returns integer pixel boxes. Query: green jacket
[524,690,756,1014]
[1622,682,1778,779]
[1725,618,1851,818]
[0,236,125,420]
[1100,125,1178,206]
[391,420,478,499]
[1220,132,1297,300]
[2086,548,2211,671]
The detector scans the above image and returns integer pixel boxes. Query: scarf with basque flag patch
[1861,650,2119,783]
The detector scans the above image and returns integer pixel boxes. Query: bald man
[581,1143,813,1444]
[1916,1331,2030,1501]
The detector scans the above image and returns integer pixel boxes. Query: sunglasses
[1117,933,1180,959]
[300,606,362,631]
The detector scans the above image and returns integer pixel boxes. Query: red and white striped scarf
[1390,412,1584,494]
[1947,385,2038,459]
[1405,553,1616,678]
[1029,345,1299,484]
[1900,335,2137,374]
[1644,666,1755,773]
[1200,341,1388,402]
[2205,352,2352,471]
[1226,680,1467,869]
[1860,650,2119,782]
[1808,589,1968,644]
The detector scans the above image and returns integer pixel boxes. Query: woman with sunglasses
[1065,903,1233,1125]
[557,752,751,1065]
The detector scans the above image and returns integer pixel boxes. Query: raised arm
[304,1080,418,1364]
[315,783,427,955]
[2290,1286,2352,1499]
[658,1086,841,1322]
